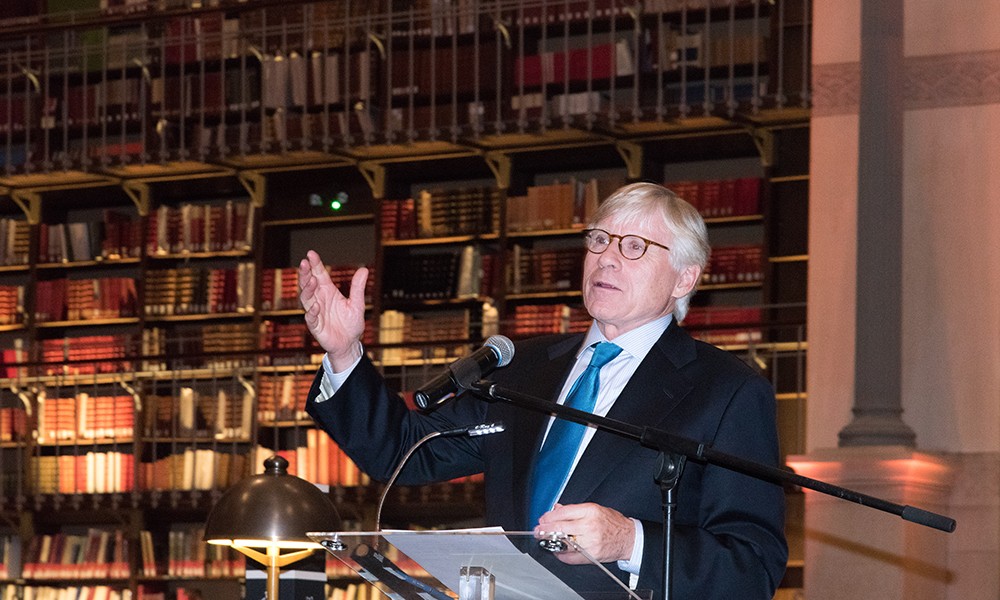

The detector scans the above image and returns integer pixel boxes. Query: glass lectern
[308,529,650,600]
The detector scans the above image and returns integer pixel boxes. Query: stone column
[836,0,916,447]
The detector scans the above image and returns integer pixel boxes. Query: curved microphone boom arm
[375,422,505,532]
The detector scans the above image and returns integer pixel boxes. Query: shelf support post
[484,151,512,190]
[358,161,386,199]
[239,170,267,208]
[9,189,42,225]
[122,180,151,217]
[747,126,775,168]
[615,141,643,180]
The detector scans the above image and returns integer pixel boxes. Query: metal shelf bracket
[484,152,512,190]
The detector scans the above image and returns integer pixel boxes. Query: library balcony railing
[0,0,811,178]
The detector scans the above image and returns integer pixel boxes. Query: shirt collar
[580,315,673,360]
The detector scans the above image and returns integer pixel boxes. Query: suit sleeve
[635,374,788,599]
[305,356,489,484]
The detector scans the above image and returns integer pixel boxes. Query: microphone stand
[467,381,956,600]
[654,452,684,600]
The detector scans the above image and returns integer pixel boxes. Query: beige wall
[809,0,1000,454]
[805,2,1000,597]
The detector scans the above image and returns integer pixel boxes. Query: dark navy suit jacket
[307,320,787,599]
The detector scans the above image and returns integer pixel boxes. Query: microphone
[375,422,505,531]
[413,335,515,411]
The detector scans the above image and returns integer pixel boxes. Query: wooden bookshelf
[0,1,810,598]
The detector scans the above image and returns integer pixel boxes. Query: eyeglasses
[582,228,671,260]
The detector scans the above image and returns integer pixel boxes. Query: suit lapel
[509,335,582,523]
[559,322,698,505]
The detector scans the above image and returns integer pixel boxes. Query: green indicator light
[329,191,348,212]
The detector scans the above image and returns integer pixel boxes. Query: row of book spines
[6,203,246,263]
[379,178,624,240]
[257,323,377,361]
[0,535,20,579]
[667,177,763,219]
[513,0,625,25]
[509,304,592,336]
[259,322,322,352]
[257,373,315,417]
[143,263,255,316]
[20,529,129,580]
[23,439,469,495]
[507,177,620,233]
[41,53,366,114]
[40,335,132,353]
[378,309,472,344]
[29,453,136,495]
[16,2,634,67]
[3,584,129,600]
[275,427,482,488]
[0,285,25,324]
[0,31,760,129]
[153,42,372,107]
[514,39,635,88]
[35,425,136,442]
[0,217,32,266]
[260,264,375,311]
[150,527,241,579]
[37,396,136,443]
[144,393,252,436]
[137,551,242,582]
[0,407,28,440]
[0,344,26,379]
[703,244,765,285]
[146,200,254,256]
[509,246,584,294]
[650,22,770,72]
[39,335,134,375]
[246,99,502,146]
[381,252,462,301]
[141,324,259,356]
[382,245,491,302]
[379,189,500,241]
[386,40,504,97]
[33,278,138,323]
[24,451,246,494]
[36,218,142,264]
[691,328,764,346]
[268,431,370,488]
[21,203,251,266]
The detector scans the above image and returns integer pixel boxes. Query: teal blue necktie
[528,341,623,528]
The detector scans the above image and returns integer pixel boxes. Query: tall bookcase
[0,1,811,598]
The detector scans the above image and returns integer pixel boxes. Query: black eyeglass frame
[582,228,671,260]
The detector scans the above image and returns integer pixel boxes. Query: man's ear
[672,265,701,299]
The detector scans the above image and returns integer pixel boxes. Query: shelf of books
[0,0,810,174]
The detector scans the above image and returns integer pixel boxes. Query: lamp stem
[226,544,317,600]
[267,545,280,600]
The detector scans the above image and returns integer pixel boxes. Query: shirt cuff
[316,345,364,402]
[616,518,644,580]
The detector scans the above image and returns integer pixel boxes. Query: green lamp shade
[204,454,342,548]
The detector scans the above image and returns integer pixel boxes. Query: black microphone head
[484,334,515,367]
